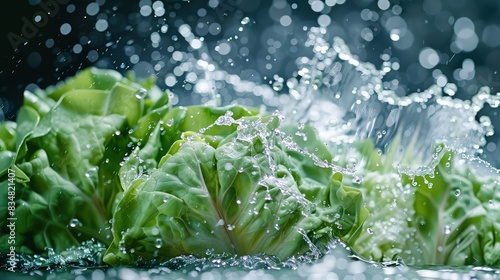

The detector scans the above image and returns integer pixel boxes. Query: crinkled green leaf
[0,67,171,256]
[104,117,367,266]
[351,139,500,267]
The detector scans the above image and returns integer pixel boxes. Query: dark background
[1,0,499,164]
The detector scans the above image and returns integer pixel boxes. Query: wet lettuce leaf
[0,67,169,254]
[0,67,367,266]
[351,140,500,267]
[103,116,367,265]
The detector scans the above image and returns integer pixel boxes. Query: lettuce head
[0,67,368,266]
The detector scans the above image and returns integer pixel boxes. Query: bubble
[418,47,440,69]
[215,42,231,55]
[208,23,222,35]
[325,0,336,6]
[454,17,475,39]
[95,19,108,32]
[198,8,207,17]
[60,23,72,35]
[140,5,152,16]
[208,0,219,8]
[280,15,292,27]
[311,0,324,12]
[361,28,374,42]
[66,4,76,13]
[377,0,390,10]
[130,54,140,64]
[486,142,496,153]
[436,75,447,87]
[165,75,177,87]
[43,39,54,49]
[153,1,165,16]
[190,39,203,50]
[482,25,500,48]
[87,50,99,62]
[73,44,83,54]
[462,58,475,72]
[27,52,42,68]
[317,14,331,27]
[86,3,100,16]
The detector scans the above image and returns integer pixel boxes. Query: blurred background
[1,0,499,165]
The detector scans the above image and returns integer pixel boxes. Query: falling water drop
[240,17,250,25]
[135,88,147,99]
[272,81,283,91]
[155,238,162,248]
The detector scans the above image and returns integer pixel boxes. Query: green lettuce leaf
[351,139,500,267]
[104,116,367,265]
[0,67,170,254]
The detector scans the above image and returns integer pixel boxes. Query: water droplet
[265,192,272,201]
[454,189,461,197]
[236,199,241,205]
[69,218,82,228]
[272,81,283,91]
[166,118,174,127]
[151,227,160,235]
[135,88,147,99]
[115,130,121,136]
[444,225,451,235]
[367,228,373,234]
[240,17,250,25]
[216,219,225,227]
[163,196,169,203]
[274,224,280,230]
[155,238,162,248]
[224,163,233,171]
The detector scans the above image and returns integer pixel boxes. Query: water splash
[282,27,500,177]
